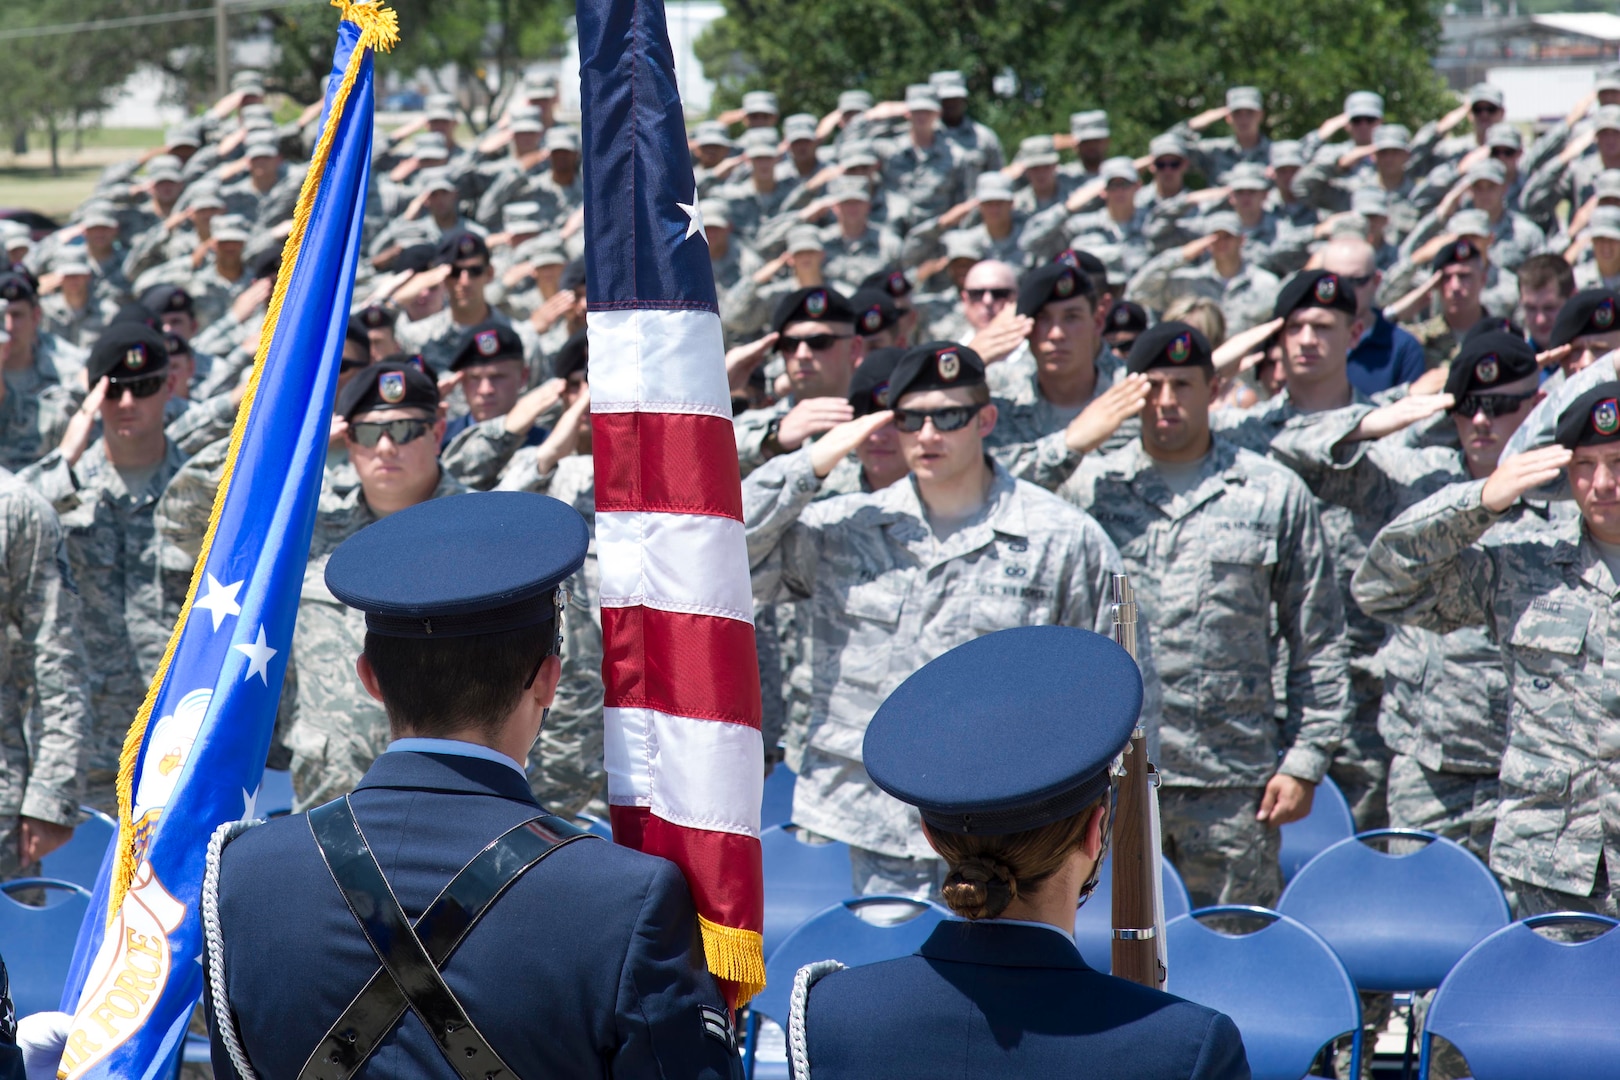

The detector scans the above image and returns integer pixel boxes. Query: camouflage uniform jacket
[983,344,1138,489]
[394,305,545,378]
[1164,127,1272,185]
[1405,314,1462,372]
[1270,408,1545,774]
[1125,250,1282,335]
[283,468,467,810]
[817,224,905,296]
[1061,437,1349,788]
[744,449,1159,858]
[877,138,971,222]
[0,383,74,473]
[0,470,89,825]
[22,439,188,772]
[1352,478,1616,896]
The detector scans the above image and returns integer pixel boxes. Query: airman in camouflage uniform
[1061,321,1350,907]
[1165,86,1273,185]
[1126,213,1283,335]
[743,341,1160,898]
[877,86,973,221]
[1353,383,1620,917]
[0,470,90,880]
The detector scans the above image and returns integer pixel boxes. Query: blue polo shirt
[1348,312,1426,395]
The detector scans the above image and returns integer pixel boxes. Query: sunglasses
[1490,147,1519,160]
[776,332,852,353]
[892,403,985,433]
[1153,158,1186,170]
[1349,116,1380,125]
[1451,391,1535,418]
[348,418,433,447]
[964,287,1014,303]
[450,263,490,279]
[1339,273,1374,291]
[108,374,167,399]
[1471,103,1502,116]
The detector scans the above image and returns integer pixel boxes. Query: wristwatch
[760,417,785,460]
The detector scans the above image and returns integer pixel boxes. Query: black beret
[1017,262,1094,317]
[343,319,371,355]
[1274,269,1358,320]
[325,491,588,639]
[162,331,191,358]
[1555,380,1620,449]
[387,244,438,274]
[88,323,170,384]
[850,288,900,336]
[0,272,37,304]
[335,360,439,420]
[861,267,912,298]
[1126,320,1213,374]
[1106,300,1149,335]
[1444,332,1537,399]
[450,320,524,370]
[1054,248,1108,282]
[435,229,489,266]
[560,259,588,292]
[772,286,856,331]
[355,304,396,331]
[887,341,986,405]
[864,626,1141,836]
[139,284,193,317]
[1431,237,1484,273]
[1462,316,1524,343]
[1549,289,1620,350]
[553,328,589,381]
[848,346,904,416]
[250,249,281,281]
[111,303,159,328]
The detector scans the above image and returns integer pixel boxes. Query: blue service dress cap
[863,626,1142,837]
[325,491,589,638]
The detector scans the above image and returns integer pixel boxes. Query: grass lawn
[0,128,166,219]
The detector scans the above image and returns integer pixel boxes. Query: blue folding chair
[0,878,92,1017]
[1278,829,1510,1071]
[1166,906,1362,1080]
[760,825,853,957]
[745,896,946,1079]
[258,767,295,817]
[41,806,116,890]
[1073,854,1192,971]
[1279,774,1354,881]
[760,764,796,830]
[1420,914,1620,1079]
[571,813,615,839]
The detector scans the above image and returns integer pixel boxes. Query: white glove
[16,1011,71,1080]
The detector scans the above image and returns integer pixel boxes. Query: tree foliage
[695,0,1452,154]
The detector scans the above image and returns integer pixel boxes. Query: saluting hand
[809,411,893,478]
[1483,445,1573,513]
[1348,393,1455,442]
[966,307,1034,365]
[1064,373,1150,456]
[778,397,856,453]
[725,333,778,393]
[59,377,109,468]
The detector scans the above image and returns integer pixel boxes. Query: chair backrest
[1166,906,1362,1080]
[259,767,296,817]
[1279,774,1354,881]
[1073,854,1192,971]
[752,896,947,1028]
[41,807,116,890]
[1277,829,1510,992]
[570,813,615,839]
[1421,914,1620,1080]
[760,825,853,956]
[761,764,796,830]
[0,878,93,1016]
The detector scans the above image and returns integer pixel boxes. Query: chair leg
[1401,997,1417,1080]
[743,1010,759,1080]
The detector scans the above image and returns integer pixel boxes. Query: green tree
[695,0,1451,159]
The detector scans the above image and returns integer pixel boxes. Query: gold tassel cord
[698,916,767,1006]
[105,2,399,921]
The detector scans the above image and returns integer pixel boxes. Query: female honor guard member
[203,492,743,1080]
[789,625,1249,1080]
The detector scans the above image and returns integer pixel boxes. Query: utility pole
[215,0,229,98]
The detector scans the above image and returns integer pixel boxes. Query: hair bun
[941,855,1017,920]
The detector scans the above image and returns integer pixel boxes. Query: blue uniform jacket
[802,920,1249,1080]
[206,750,742,1079]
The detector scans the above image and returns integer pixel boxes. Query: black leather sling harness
[297,796,596,1080]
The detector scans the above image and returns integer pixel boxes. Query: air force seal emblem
[1054,269,1077,298]
[861,307,883,333]
[378,371,407,404]
[1594,397,1620,436]
[1475,355,1499,384]
[805,290,828,318]
[1597,299,1616,330]
[1314,275,1338,304]
[937,349,961,380]
[475,328,500,356]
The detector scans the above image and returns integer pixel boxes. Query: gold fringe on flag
[699,916,767,1005]
[105,1,399,922]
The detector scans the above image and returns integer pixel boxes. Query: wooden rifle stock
[1109,573,1167,988]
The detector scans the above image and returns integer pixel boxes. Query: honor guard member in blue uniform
[203,492,743,1080]
[789,626,1249,1080]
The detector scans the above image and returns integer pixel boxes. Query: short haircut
[363,617,557,738]
[1517,253,1576,299]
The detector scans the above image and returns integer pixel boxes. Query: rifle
[1109,572,1168,989]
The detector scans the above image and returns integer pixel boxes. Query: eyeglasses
[1451,391,1535,418]
[109,374,167,399]
[450,263,490,279]
[892,403,986,433]
[963,287,1014,303]
[348,418,433,447]
[776,332,852,353]
[1153,158,1186,170]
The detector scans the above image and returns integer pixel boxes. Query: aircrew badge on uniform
[1168,333,1191,364]
[475,328,500,356]
[1596,398,1620,436]
[805,290,828,318]
[1475,355,1499,384]
[1054,269,1077,298]
[861,307,883,333]
[937,348,961,381]
[378,370,407,404]
[1314,274,1338,304]
[1598,298,1616,330]
[125,344,149,371]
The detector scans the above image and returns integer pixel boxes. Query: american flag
[579,0,767,1003]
